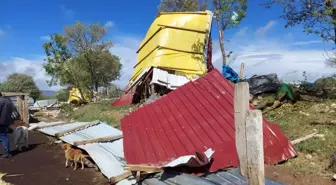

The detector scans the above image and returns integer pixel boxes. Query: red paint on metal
[121,69,297,172]
[111,85,135,107]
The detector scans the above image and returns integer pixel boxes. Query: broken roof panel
[121,68,297,172]
[39,121,90,136]
[143,168,285,185]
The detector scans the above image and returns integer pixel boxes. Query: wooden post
[239,63,245,80]
[235,82,265,185]
[22,95,29,127]
[246,110,265,185]
[234,82,250,177]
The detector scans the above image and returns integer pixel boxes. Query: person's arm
[0,100,6,126]
[0,101,9,126]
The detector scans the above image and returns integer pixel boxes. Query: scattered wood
[123,164,162,173]
[55,120,100,137]
[234,82,250,177]
[38,122,69,129]
[311,120,336,126]
[135,171,141,182]
[73,135,123,146]
[109,171,132,184]
[291,132,320,145]
[5,174,24,177]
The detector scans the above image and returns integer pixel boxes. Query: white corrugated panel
[77,141,131,181]
[60,123,122,145]
[150,68,191,90]
[39,122,90,136]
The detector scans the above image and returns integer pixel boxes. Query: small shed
[2,92,29,126]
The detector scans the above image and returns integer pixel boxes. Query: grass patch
[264,99,336,175]
[61,101,135,128]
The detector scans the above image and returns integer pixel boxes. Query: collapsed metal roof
[121,69,297,172]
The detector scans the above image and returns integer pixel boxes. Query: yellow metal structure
[68,88,91,104]
[129,11,213,84]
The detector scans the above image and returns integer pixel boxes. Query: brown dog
[62,144,89,170]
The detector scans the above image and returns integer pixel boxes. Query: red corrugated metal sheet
[111,85,135,107]
[121,69,297,172]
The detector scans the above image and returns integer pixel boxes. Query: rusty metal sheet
[121,69,297,172]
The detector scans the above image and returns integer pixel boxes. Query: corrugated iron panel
[60,122,122,145]
[143,168,285,185]
[35,121,134,184]
[39,122,90,136]
[150,68,193,90]
[111,84,136,107]
[121,69,297,172]
[33,99,58,108]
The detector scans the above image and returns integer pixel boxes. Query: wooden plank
[234,82,250,177]
[73,135,123,146]
[123,164,162,173]
[239,63,245,80]
[291,132,319,144]
[38,122,70,129]
[109,171,132,184]
[246,110,265,185]
[2,92,29,96]
[55,120,100,137]
[23,95,29,126]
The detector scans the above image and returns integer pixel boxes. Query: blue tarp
[222,65,239,83]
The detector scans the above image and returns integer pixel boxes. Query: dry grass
[264,98,336,176]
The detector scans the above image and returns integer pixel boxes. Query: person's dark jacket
[0,97,14,133]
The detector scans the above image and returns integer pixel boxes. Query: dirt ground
[0,131,108,185]
[1,127,335,185]
[265,165,336,185]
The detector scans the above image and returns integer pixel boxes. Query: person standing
[0,92,14,158]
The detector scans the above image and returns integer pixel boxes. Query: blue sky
[0,1,334,90]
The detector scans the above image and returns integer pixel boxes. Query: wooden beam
[109,171,132,184]
[22,95,29,126]
[73,135,123,146]
[239,63,245,80]
[55,120,100,137]
[246,110,265,185]
[234,82,250,177]
[291,132,319,145]
[2,92,29,96]
[123,164,162,173]
[38,122,69,129]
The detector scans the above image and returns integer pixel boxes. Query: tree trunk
[214,8,227,66]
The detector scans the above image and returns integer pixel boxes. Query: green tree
[56,89,70,102]
[43,21,122,97]
[0,73,41,101]
[158,0,207,12]
[212,0,247,65]
[263,0,336,44]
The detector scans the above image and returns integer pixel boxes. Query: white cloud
[211,38,334,83]
[60,5,75,19]
[104,21,114,29]
[234,27,248,38]
[0,29,6,38]
[255,20,276,37]
[291,40,323,46]
[0,58,61,91]
[40,35,50,41]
